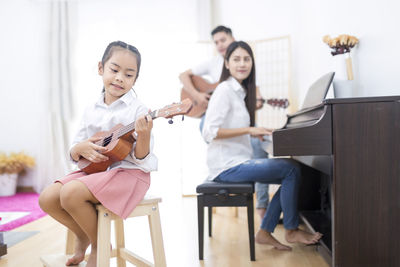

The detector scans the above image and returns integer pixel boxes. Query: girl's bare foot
[285,229,322,245]
[255,229,292,251]
[86,247,97,267]
[65,236,90,266]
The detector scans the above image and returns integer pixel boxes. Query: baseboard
[16,186,36,193]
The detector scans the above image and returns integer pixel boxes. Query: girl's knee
[38,184,61,212]
[59,181,88,211]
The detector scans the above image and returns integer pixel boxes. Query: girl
[202,41,322,250]
[39,41,157,267]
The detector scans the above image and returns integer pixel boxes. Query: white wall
[0,0,204,192]
[0,0,49,186]
[2,0,399,190]
[215,0,400,102]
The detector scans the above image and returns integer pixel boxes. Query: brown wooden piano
[268,95,400,267]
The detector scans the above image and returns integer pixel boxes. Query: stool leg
[246,194,256,261]
[148,203,166,267]
[114,219,126,267]
[208,206,212,237]
[197,195,204,260]
[97,207,112,267]
[65,228,76,255]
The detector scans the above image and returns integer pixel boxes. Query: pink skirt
[57,168,150,219]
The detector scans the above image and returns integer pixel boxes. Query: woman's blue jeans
[250,137,270,209]
[214,158,301,233]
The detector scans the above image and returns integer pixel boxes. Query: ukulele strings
[113,110,157,139]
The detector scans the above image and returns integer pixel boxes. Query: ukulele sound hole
[103,134,113,147]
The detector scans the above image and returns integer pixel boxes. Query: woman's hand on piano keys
[248,127,273,141]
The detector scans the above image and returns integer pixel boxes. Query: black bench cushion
[196,180,254,194]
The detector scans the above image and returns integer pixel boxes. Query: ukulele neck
[116,110,158,138]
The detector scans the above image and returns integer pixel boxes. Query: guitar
[78,99,193,174]
[180,75,218,118]
[180,75,290,118]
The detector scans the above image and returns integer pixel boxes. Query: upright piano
[268,96,400,267]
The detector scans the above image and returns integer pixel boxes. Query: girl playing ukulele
[39,41,157,267]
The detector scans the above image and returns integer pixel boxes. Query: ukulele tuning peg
[168,119,174,124]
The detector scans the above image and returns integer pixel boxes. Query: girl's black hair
[101,41,141,92]
[219,41,257,126]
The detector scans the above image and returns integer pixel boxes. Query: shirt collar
[95,89,135,108]
[227,76,246,98]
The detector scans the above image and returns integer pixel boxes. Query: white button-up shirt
[71,90,158,173]
[202,76,253,180]
[191,55,224,83]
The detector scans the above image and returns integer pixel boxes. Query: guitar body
[180,75,218,118]
[78,124,135,174]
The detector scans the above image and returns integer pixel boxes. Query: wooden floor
[0,196,328,267]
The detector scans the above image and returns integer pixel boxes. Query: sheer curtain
[36,1,74,192]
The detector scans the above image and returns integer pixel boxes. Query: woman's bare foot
[65,236,90,266]
[285,229,322,245]
[255,229,292,251]
[256,208,266,219]
[86,247,97,267]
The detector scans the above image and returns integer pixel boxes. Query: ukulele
[78,99,193,174]
[180,75,290,118]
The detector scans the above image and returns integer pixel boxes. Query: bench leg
[197,195,204,260]
[208,206,213,237]
[247,194,255,261]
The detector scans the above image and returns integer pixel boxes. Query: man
[179,25,270,219]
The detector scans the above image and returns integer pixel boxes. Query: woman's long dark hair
[219,41,256,126]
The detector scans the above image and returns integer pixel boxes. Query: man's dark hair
[211,25,232,36]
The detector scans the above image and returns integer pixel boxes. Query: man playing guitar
[179,25,270,220]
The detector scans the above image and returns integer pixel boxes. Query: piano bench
[196,180,255,261]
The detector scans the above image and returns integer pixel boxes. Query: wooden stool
[40,197,166,267]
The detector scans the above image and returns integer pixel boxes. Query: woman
[202,41,322,250]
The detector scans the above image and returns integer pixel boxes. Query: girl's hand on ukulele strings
[134,114,153,139]
[73,137,109,163]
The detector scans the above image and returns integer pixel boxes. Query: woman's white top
[71,90,158,173]
[202,76,253,180]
